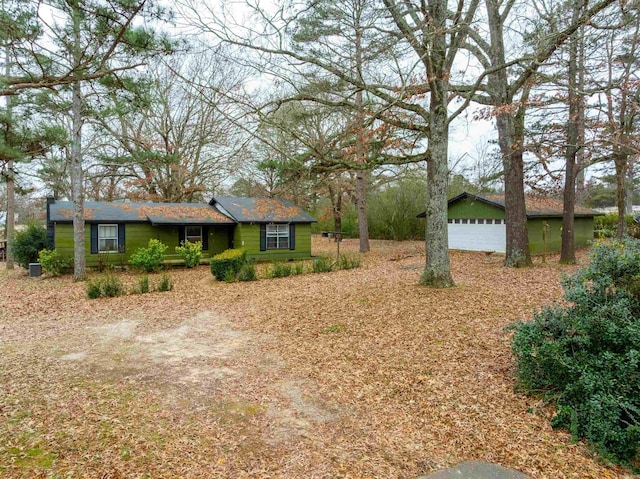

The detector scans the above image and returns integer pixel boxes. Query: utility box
[29,263,42,277]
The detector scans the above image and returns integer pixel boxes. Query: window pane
[266,224,289,249]
[98,225,118,252]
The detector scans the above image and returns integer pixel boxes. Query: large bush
[210,248,247,280]
[12,223,48,268]
[511,239,640,466]
[128,239,167,272]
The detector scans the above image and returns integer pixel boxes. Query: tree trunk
[4,32,14,269]
[71,4,86,280]
[500,117,531,267]
[486,0,531,267]
[5,158,14,269]
[420,6,453,288]
[615,154,627,238]
[355,169,369,252]
[420,105,452,287]
[560,3,582,264]
[354,13,369,253]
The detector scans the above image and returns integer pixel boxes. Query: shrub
[510,239,640,466]
[133,275,150,294]
[38,249,70,276]
[86,279,102,299]
[236,262,257,282]
[269,261,293,278]
[129,239,167,272]
[157,273,173,292]
[338,254,361,270]
[293,262,305,275]
[223,268,236,283]
[175,241,202,268]
[101,275,125,297]
[210,248,247,281]
[312,256,334,273]
[85,275,125,299]
[12,223,48,268]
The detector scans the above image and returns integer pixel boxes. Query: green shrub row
[510,239,640,466]
[86,273,173,299]
[211,252,361,282]
[210,248,248,280]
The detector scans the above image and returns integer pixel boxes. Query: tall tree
[560,1,586,264]
[11,0,173,279]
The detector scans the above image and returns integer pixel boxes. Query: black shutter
[178,226,185,246]
[289,224,295,250]
[201,226,209,251]
[90,224,98,254]
[118,224,125,253]
[260,224,266,251]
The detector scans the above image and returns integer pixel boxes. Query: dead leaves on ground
[0,238,635,478]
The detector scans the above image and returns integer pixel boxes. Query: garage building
[417,191,599,254]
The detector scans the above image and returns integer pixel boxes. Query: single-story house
[46,196,317,266]
[417,191,600,254]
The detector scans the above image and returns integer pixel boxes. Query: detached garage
[417,191,599,254]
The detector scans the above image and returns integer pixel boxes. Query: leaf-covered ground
[0,238,636,478]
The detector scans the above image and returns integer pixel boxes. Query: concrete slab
[418,461,531,479]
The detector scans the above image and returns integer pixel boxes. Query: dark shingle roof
[49,201,235,225]
[210,197,317,223]
[417,191,600,218]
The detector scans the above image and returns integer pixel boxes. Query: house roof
[49,201,235,225]
[210,197,317,223]
[417,191,601,218]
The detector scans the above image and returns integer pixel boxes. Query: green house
[46,196,317,267]
[418,191,599,254]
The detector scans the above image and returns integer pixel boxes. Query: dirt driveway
[0,239,634,478]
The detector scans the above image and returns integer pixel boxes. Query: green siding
[448,198,505,219]
[53,222,233,267]
[527,217,594,255]
[235,223,312,261]
[211,227,233,255]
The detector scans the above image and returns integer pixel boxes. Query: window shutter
[118,224,125,253]
[202,226,209,251]
[260,224,266,251]
[289,224,295,250]
[178,226,185,246]
[90,224,98,254]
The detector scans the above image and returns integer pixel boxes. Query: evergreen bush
[210,248,247,280]
[510,239,640,466]
[129,239,167,272]
[12,223,48,268]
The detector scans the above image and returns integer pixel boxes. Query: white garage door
[448,219,506,253]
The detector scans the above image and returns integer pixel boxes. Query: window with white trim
[185,225,202,244]
[266,224,289,249]
[98,224,118,253]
